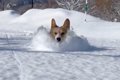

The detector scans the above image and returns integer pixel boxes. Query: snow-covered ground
[0,8,120,80]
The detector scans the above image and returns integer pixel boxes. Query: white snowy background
[0,8,120,80]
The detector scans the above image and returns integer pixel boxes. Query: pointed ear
[51,18,57,28]
[62,18,70,30]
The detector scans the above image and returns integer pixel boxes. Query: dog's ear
[62,18,70,30]
[51,18,57,28]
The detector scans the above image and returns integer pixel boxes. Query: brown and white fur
[50,18,70,42]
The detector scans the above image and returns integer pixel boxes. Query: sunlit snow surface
[0,9,120,80]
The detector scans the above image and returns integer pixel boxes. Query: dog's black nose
[56,37,61,42]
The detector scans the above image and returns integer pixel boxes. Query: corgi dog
[50,18,70,42]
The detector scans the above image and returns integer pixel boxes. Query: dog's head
[50,18,70,42]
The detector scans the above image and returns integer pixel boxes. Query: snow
[0,8,120,80]
[0,51,20,80]
[15,52,120,80]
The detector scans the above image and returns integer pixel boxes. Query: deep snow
[0,8,120,80]
[30,26,92,52]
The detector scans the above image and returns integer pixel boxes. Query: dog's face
[50,18,70,42]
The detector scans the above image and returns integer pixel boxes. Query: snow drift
[0,9,120,39]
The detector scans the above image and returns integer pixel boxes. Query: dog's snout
[56,37,61,42]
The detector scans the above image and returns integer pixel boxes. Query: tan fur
[50,18,70,42]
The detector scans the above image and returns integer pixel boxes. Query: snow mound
[30,26,91,52]
[0,10,19,24]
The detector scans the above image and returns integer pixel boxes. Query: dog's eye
[61,32,64,35]
[54,32,57,35]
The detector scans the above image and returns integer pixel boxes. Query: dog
[50,18,70,42]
